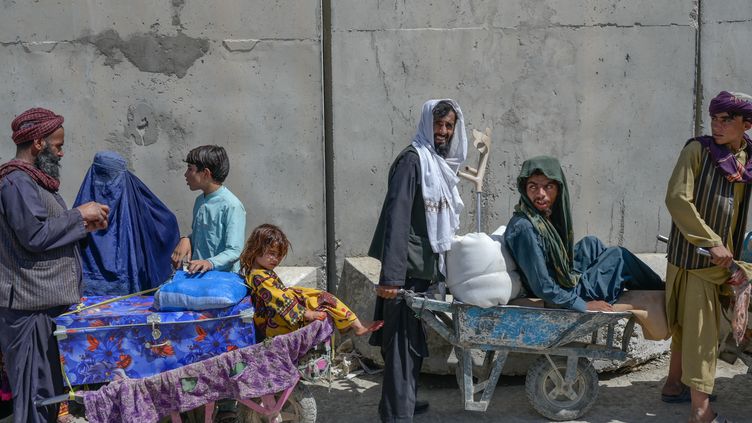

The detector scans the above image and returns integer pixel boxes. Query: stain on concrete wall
[88,30,208,78]
[125,102,158,146]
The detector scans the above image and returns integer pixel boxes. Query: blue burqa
[74,151,180,295]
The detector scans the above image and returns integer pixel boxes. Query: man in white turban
[368,99,467,422]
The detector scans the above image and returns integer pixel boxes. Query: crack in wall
[337,22,692,33]
[558,22,690,29]
[608,196,626,245]
[693,0,703,137]
[253,37,320,42]
[370,32,410,129]
[714,19,752,24]
[222,37,319,51]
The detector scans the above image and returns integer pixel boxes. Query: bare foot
[351,319,384,336]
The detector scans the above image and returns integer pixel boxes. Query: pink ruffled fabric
[83,319,332,423]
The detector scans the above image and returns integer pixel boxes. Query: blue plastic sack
[154,270,248,311]
[742,231,752,263]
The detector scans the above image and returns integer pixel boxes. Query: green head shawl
[514,156,579,288]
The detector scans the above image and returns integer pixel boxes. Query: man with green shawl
[503,156,664,312]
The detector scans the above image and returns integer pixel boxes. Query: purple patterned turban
[709,91,752,120]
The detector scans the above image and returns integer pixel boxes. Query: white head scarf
[410,99,468,274]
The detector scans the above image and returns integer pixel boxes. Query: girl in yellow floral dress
[240,224,383,338]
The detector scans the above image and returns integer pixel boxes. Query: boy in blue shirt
[171,145,246,273]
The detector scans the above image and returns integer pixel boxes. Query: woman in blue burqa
[74,151,180,295]
[504,156,664,312]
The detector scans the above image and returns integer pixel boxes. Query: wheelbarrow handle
[657,234,738,272]
[696,247,711,257]
[657,234,711,257]
[34,393,80,408]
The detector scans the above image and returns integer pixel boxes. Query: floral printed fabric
[247,269,357,337]
[82,319,333,423]
[55,295,256,385]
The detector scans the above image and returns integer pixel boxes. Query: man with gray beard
[0,107,109,423]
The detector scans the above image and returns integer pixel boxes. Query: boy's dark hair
[185,145,230,183]
[432,100,456,120]
[727,112,752,123]
[239,224,292,274]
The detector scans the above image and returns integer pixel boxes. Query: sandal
[661,384,717,403]
[711,414,733,423]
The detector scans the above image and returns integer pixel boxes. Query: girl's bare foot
[351,319,384,336]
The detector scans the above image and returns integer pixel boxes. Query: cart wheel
[525,356,598,421]
[238,383,317,423]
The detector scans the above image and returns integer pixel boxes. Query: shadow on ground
[310,359,752,423]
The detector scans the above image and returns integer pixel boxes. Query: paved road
[311,355,751,423]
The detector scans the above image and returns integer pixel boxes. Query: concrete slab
[275,266,320,289]
[635,253,668,281]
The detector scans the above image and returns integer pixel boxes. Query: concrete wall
[0,1,325,266]
[331,0,699,266]
[1,1,751,282]
[331,1,752,281]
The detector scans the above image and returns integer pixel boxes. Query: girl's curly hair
[239,224,291,274]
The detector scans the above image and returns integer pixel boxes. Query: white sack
[490,225,518,271]
[446,232,518,307]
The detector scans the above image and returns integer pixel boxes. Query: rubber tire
[525,356,598,421]
[238,383,317,423]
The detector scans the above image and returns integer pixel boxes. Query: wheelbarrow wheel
[238,384,317,423]
[525,356,598,421]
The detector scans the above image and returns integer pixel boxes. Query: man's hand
[171,237,192,269]
[586,300,614,312]
[709,245,734,268]
[726,268,748,286]
[375,286,402,299]
[76,202,110,232]
[186,259,213,274]
[304,310,327,322]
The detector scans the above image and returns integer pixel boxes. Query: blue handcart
[404,292,635,421]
